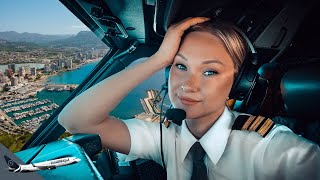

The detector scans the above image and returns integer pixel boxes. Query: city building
[8,64,16,73]
[24,66,31,75]
[5,68,13,78]
[44,63,52,73]
[58,59,65,69]
[0,72,5,83]
[65,59,73,69]
[10,76,18,86]
[51,62,58,71]
[0,73,10,84]
[18,76,24,83]
[18,66,26,77]
[30,67,37,76]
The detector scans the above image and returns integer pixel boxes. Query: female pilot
[58,17,320,180]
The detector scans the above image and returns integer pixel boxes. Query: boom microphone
[164,108,186,126]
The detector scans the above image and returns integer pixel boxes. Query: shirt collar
[180,106,234,165]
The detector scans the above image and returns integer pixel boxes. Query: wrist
[151,52,173,69]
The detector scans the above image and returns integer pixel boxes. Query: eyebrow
[177,53,224,65]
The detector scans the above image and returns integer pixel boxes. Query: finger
[169,17,208,28]
[168,17,192,29]
[179,17,210,30]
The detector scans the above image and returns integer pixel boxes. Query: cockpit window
[111,58,170,122]
[0,0,110,152]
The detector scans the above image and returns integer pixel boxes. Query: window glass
[0,0,109,152]
[111,58,171,122]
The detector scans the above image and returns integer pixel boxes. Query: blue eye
[175,64,187,71]
[203,70,217,76]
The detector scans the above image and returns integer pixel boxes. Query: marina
[19,114,51,133]
[4,99,51,113]
[12,103,59,120]
[0,98,38,108]
[0,61,99,134]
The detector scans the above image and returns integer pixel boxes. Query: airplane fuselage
[8,157,81,172]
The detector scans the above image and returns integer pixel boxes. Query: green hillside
[0,130,32,153]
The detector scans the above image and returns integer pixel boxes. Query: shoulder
[123,118,179,136]
[231,114,275,138]
[231,113,319,155]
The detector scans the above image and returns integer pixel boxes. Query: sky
[0,0,89,35]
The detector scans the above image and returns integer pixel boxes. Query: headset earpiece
[229,29,260,102]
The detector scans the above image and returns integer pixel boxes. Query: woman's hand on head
[155,17,210,66]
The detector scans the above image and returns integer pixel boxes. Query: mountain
[0,31,72,44]
[0,31,107,49]
[0,39,41,51]
[48,31,107,48]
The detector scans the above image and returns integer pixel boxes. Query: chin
[186,113,204,120]
[183,109,204,119]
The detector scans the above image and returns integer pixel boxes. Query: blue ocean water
[45,61,100,84]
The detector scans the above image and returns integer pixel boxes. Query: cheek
[168,69,182,90]
[204,76,234,101]
[168,70,183,104]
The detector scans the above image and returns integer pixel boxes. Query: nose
[181,73,200,92]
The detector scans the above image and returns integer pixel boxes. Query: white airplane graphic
[4,155,81,172]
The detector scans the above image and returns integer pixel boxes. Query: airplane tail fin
[4,155,20,170]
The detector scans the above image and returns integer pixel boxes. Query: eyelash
[175,63,218,76]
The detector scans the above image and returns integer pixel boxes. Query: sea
[4,59,169,125]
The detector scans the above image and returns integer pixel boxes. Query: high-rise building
[51,63,58,71]
[11,76,18,86]
[58,60,65,69]
[0,71,5,83]
[5,68,13,78]
[24,66,31,75]
[8,64,16,73]
[31,67,37,76]
[18,76,24,83]
[65,59,73,69]
[44,63,51,73]
[18,66,26,77]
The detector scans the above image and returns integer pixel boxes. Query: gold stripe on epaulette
[257,118,274,137]
[241,116,256,130]
[248,116,264,131]
[163,119,170,128]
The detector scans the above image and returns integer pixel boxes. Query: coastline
[35,58,101,85]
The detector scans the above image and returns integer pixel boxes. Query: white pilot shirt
[123,107,320,180]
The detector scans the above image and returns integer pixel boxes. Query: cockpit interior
[11,0,320,179]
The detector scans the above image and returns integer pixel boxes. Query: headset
[154,23,260,171]
[229,29,259,102]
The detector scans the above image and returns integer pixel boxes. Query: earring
[226,97,235,110]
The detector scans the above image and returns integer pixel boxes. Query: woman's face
[168,31,235,120]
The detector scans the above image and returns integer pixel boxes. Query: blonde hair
[182,20,248,73]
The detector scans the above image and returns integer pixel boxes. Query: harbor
[0,96,60,134]
[0,60,100,134]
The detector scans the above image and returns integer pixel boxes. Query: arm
[58,54,167,154]
[58,17,210,154]
[284,143,320,180]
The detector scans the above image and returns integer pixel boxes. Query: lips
[178,96,201,105]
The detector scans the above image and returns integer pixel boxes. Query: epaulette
[232,115,275,138]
